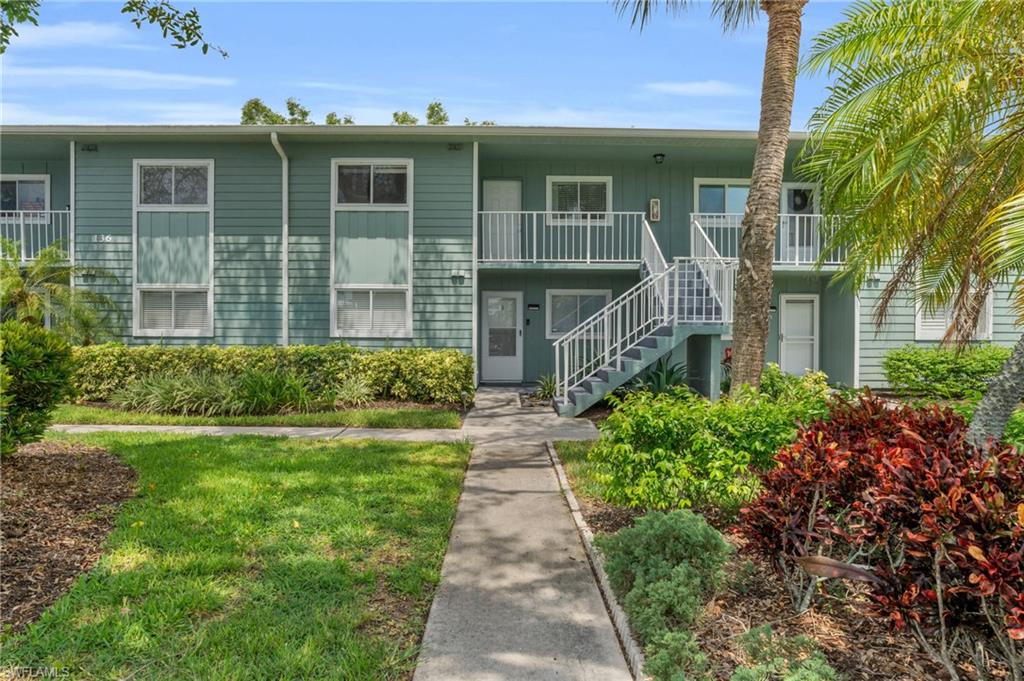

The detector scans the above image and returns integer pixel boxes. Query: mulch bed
[1,441,137,632]
[695,537,945,680]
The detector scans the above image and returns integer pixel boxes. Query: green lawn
[53,403,463,429]
[1,433,471,679]
[553,440,608,503]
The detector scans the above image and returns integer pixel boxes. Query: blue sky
[1,1,851,129]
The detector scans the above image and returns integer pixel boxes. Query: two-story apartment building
[2,125,1016,415]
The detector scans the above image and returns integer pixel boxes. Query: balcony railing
[690,213,846,266]
[479,211,646,264]
[0,210,72,261]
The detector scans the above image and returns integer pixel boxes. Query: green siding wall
[333,210,409,285]
[136,212,209,284]
[478,269,640,381]
[74,142,283,345]
[857,271,1021,388]
[288,141,473,350]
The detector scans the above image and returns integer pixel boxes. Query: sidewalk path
[413,389,630,680]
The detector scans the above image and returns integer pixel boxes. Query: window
[331,158,413,338]
[138,164,210,206]
[335,289,408,337]
[133,159,214,337]
[336,162,409,206]
[546,176,612,222]
[916,294,994,341]
[546,289,612,338]
[1,175,49,212]
[695,179,750,214]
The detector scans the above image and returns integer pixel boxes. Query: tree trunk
[967,332,1024,447]
[729,0,807,392]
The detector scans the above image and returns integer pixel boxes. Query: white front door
[482,180,522,260]
[481,291,523,382]
[779,295,819,376]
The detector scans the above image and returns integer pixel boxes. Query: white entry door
[779,295,819,375]
[481,291,523,382]
[482,180,522,260]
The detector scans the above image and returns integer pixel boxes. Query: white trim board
[131,158,215,338]
[329,157,414,339]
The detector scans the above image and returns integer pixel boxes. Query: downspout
[69,140,76,278]
[270,132,289,346]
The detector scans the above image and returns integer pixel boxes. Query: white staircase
[553,219,735,416]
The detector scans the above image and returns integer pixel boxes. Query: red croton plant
[739,393,1024,680]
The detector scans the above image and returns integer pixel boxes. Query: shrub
[0,321,74,454]
[590,374,828,513]
[113,369,315,416]
[534,374,558,400]
[730,626,840,681]
[631,357,689,395]
[72,343,473,406]
[643,630,710,681]
[598,510,731,644]
[882,344,1011,399]
[333,375,374,407]
[354,347,474,406]
[739,393,1024,679]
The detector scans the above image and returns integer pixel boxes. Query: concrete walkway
[413,389,630,681]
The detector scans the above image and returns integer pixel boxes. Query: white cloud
[10,21,150,50]
[298,81,403,97]
[2,65,235,90]
[643,80,752,96]
[0,101,104,125]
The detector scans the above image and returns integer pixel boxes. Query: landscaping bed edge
[544,440,647,681]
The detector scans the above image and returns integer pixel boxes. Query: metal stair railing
[553,267,674,400]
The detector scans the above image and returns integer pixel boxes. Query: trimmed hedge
[72,343,474,406]
[1,321,75,454]
[882,343,1010,399]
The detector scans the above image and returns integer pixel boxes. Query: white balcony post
[19,213,26,261]
[532,213,537,263]
[586,214,592,263]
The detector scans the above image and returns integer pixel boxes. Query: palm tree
[619,0,808,391]
[0,239,120,344]
[798,0,1024,446]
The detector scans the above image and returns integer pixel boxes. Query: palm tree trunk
[729,0,806,391]
[967,332,1024,447]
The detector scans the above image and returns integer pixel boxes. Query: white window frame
[1,174,51,221]
[915,293,994,342]
[333,159,411,210]
[546,288,612,339]
[131,159,214,338]
[545,175,613,226]
[330,158,414,339]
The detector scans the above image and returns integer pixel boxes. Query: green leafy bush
[113,369,315,416]
[72,343,473,406]
[590,372,828,513]
[631,357,689,395]
[534,374,558,400]
[882,344,1011,399]
[598,510,731,642]
[643,630,710,681]
[0,321,75,454]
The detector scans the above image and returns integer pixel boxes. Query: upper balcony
[1,210,72,262]
[690,213,846,268]
[478,211,647,269]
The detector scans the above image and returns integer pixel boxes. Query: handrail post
[554,340,561,399]
[532,213,538,263]
[19,212,26,262]
[586,214,592,263]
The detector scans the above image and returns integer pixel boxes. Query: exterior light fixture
[450,269,467,285]
[653,153,666,164]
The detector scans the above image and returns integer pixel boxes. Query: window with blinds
[335,289,409,337]
[547,176,612,224]
[139,289,210,332]
[915,294,993,341]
